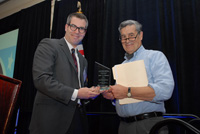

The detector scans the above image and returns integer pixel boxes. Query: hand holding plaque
[94,62,111,91]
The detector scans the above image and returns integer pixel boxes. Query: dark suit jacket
[29,38,88,134]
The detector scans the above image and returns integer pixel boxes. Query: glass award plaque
[94,62,111,91]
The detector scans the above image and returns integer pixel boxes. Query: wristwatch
[127,87,132,98]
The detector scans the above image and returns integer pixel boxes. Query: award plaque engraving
[94,62,111,90]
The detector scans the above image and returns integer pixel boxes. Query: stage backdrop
[0,29,18,77]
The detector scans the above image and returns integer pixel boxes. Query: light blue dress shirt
[115,45,174,117]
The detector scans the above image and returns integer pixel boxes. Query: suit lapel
[59,38,78,73]
[59,38,86,87]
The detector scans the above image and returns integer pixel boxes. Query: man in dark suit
[29,12,100,134]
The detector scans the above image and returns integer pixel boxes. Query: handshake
[77,84,127,100]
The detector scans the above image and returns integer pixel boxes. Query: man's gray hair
[118,20,142,33]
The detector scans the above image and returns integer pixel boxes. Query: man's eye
[129,34,134,37]
[71,25,76,28]
[79,27,85,30]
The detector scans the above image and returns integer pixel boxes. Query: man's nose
[125,38,130,42]
[75,28,80,33]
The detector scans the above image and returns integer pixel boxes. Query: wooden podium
[0,74,22,134]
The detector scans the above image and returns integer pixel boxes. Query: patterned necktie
[71,48,78,72]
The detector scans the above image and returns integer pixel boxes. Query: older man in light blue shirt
[103,20,174,134]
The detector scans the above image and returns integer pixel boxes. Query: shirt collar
[64,37,78,54]
[124,45,144,60]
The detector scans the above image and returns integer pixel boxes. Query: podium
[0,74,22,134]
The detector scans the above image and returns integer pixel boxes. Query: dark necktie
[125,52,134,60]
[71,48,78,72]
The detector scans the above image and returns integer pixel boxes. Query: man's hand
[77,86,101,99]
[110,84,127,99]
[102,89,115,100]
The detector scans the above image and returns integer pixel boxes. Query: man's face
[120,25,143,54]
[65,16,87,47]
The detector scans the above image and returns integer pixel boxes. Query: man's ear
[65,24,68,32]
[140,31,143,40]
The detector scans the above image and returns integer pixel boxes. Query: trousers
[66,105,89,134]
[118,116,168,134]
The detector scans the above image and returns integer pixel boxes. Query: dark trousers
[66,105,89,134]
[118,116,168,134]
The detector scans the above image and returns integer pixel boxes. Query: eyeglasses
[68,24,87,33]
[119,33,139,43]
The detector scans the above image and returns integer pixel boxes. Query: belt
[120,112,163,123]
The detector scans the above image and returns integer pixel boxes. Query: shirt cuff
[71,89,78,101]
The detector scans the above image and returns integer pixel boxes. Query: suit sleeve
[32,38,75,104]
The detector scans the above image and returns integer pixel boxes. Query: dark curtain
[0,0,51,134]
[51,0,78,38]
[174,0,200,115]
[79,1,119,134]
[0,13,20,35]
